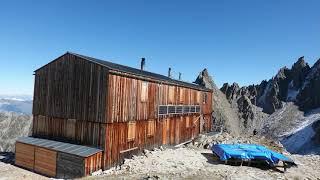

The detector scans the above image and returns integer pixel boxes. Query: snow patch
[280,108,320,154]
[286,81,299,101]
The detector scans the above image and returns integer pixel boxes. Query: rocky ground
[0,111,32,152]
[85,133,320,180]
[0,152,46,180]
[0,133,319,180]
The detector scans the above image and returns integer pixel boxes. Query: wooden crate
[34,147,57,177]
[15,142,35,170]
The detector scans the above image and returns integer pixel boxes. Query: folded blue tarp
[212,144,294,166]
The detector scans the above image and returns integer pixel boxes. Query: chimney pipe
[179,72,182,80]
[140,58,145,70]
[168,67,172,78]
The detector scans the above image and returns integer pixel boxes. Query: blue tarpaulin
[212,144,294,166]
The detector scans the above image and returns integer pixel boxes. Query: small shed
[15,137,102,178]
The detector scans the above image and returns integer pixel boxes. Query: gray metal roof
[68,52,211,91]
[16,137,102,157]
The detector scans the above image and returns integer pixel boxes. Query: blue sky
[0,0,319,95]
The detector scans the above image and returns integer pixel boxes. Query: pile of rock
[190,132,285,153]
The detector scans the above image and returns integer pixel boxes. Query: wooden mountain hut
[15,52,213,178]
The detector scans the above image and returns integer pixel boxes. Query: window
[179,88,184,103]
[176,106,183,114]
[168,106,176,114]
[203,93,208,104]
[158,105,201,115]
[168,86,175,103]
[159,105,168,115]
[183,106,190,114]
[147,120,155,136]
[186,117,190,128]
[128,122,136,141]
[141,81,148,102]
[190,106,196,113]
[196,91,201,104]
[195,106,201,113]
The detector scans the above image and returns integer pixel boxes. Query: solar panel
[190,106,196,113]
[183,106,190,113]
[196,105,201,113]
[168,106,176,114]
[158,105,201,116]
[158,105,168,115]
[176,106,183,114]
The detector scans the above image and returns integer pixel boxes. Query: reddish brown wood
[31,53,213,173]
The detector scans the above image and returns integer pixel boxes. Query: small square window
[141,81,148,102]
[147,120,155,136]
[179,88,184,103]
[169,86,175,103]
[203,93,208,104]
[128,122,136,141]
[186,117,190,128]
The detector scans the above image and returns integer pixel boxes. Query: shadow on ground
[0,152,15,164]
[201,152,286,173]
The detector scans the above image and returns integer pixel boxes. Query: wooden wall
[33,115,105,148]
[32,54,213,172]
[106,73,212,123]
[84,152,103,176]
[33,53,108,123]
[103,73,212,168]
[103,115,205,168]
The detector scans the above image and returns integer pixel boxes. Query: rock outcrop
[221,56,320,115]
[220,82,268,133]
[194,69,240,135]
[297,58,320,110]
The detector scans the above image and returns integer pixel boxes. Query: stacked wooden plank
[34,147,57,177]
[15,143,35,170]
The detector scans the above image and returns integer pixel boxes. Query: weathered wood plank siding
[34,147,57,177]
[31,53,213,172]
[103,73,213,168]
[106,73,211,123]
[84,152,102,176]
[33,53,108,123]
[33,116,104,148]
[56,152,85,178]
[15,142,35,170]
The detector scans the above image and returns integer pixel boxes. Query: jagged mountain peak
[193,68,215,89]
[292,56,309,70]
[194,69,241,135]
[220,56,320,114]
[274,67,290,80]
[310,58,320,73]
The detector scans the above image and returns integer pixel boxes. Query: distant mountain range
[0,95,33,152]
[0,95,33,115]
